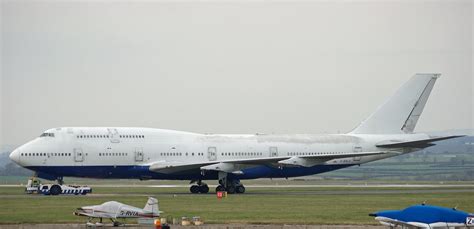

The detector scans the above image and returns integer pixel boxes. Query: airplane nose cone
[9,149,20,164]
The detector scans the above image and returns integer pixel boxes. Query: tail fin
[350,73,440,134]
[143,197,159,215]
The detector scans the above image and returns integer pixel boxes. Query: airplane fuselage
[10,127,425,181]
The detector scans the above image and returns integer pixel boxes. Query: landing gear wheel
[216,185,226,192]
[226,185,236,194]
[236,185,245,194]
[190,185,200,194]
[50,184,62,195]
[199,185,209,194]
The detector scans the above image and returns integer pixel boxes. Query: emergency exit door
[134,148,144,162]
[74,148,84,162]
[208,147,217,161]
[269,147,278,157]
[353,146,362,161]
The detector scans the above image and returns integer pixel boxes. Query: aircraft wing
[374,216,431,228]
[149,151,385,174]
[74,211,96,217]
[74,210,111,218]
[375,135,464,148]
[373,216,469,228]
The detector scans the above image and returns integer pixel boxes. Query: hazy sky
[1,0,473,146]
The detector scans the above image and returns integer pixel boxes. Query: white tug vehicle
[25,177,92,195]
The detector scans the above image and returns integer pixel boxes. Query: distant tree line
[0,162,33,176]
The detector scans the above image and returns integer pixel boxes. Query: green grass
[0,186,473,225]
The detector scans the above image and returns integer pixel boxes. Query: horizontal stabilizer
[376,135,464,148]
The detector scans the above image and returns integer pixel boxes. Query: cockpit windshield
[39,133,55,137]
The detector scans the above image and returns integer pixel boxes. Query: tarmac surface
[0,224,387,229]
[2,184,474,188]
[0,185,473,199]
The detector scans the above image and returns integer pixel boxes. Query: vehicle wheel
[215,185,225,192]
[236,185,245,194]
[226,185,236,194]
[199,185,209,194]
[50,185,62,195]
[190,185,200,194]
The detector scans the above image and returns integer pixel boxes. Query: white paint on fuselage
[13,127,428,169]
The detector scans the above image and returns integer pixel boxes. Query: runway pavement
[0,224,387,229]
[2,184,474,188]
[0,187,472,199]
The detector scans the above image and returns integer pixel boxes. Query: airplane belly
[26,163,356,180]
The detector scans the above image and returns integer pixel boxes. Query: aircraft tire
[50,185,62,195]
[226,185,236,194]
[199,185,209,194]
[236,185,245,194]
[190,185,200,194]
[215,185,226,192]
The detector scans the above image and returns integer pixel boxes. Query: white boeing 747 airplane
[9,74,462,194]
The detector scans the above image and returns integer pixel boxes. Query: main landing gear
[216,179,245,194]
[189,181,209,194]
[215,171,245,194]
[188,179,245,194]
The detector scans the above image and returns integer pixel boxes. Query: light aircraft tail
[143,197,159,215]
[350,73,440,134]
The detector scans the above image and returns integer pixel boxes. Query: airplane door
[353,146,362,161]
[134,148,144,162]
[269,147,278,157]
[107,128,120,143]
[208,147,217,161]
[74,148,84,162]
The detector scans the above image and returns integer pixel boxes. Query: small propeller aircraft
[74,197,161,227]
[370,204,474,228]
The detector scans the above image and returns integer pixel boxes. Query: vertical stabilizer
[144,197,159,215]
[350,73,440,134]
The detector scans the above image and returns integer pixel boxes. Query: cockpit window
[39,133,55,137]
